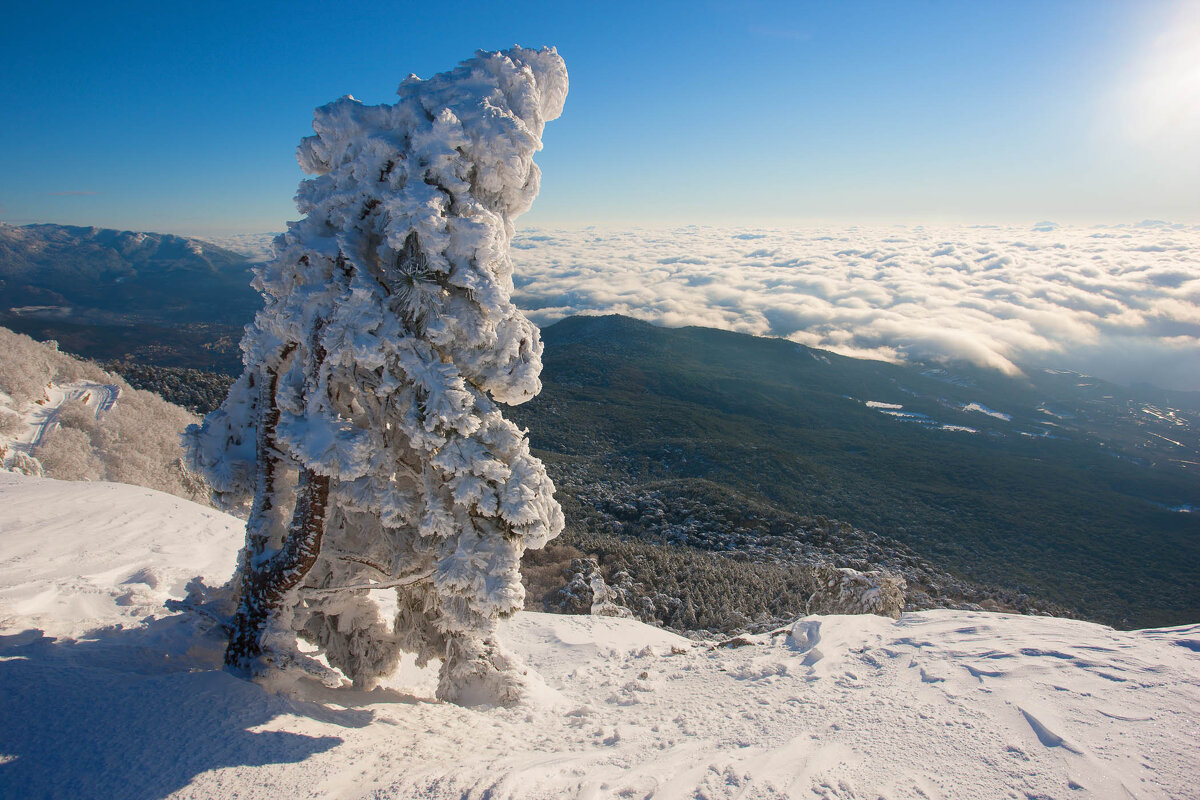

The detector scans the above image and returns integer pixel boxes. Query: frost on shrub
[185,47,567,704]
[806,565,906,619]
[548,557,633,618]
[6,450,43,477]
[35,425,102,481]
[0,407,24,437]
[0,332,56,406]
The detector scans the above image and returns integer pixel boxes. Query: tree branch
[299,568,435,596]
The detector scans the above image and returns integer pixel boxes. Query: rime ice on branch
[185,47,567,704]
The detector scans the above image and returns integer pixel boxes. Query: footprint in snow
[918,667,946,683]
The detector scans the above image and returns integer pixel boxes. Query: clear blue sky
[2,0,1197,236]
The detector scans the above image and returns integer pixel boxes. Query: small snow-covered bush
[807,566,906,619]
[0,408,23,436]
[5,449,42,476]
[546,557,633,617]
[35,426,102,481]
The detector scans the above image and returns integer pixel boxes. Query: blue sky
[2,0,1197,236]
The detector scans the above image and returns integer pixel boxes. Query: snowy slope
[0,473,1197,800]
[0,327,209,504]
[1,380,120,467]
[0,473,237,637]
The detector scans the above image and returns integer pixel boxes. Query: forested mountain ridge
[0,222,260,323]
[508,315,1199,629]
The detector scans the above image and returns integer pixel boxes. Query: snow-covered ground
[0,473,234,636]
[1,472,1197,799]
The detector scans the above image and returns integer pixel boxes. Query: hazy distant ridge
[0,222,259,325]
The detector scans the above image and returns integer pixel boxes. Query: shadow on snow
[0,615,360,799]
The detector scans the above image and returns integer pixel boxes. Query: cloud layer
[508,223,1200,392]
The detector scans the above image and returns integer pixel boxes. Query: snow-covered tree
[185,47,567,703]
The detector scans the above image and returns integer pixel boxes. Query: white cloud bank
[509,223,1200,392]
[208,224,1200,392]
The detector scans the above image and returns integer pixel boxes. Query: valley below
[77,310,1200,630]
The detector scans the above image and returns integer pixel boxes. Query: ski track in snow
[2,381,120,459]
[0,473,1197,800]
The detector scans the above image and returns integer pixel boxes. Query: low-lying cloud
[509,224,1200,392]
[207,224,1200,392]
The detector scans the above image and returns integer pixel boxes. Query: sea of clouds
[206,223,1200,392]
[509,223,1200,393]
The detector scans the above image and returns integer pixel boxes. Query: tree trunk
[225,342,333,673]
[242,344,296,568]
[225,466,331,671]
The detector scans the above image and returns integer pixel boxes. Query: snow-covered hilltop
[0,472,1196,799]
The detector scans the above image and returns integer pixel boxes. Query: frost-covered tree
[186,47,566,704]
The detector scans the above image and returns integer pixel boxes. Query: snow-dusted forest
[0,326,207,503]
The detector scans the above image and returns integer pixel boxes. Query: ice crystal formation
[186,47,567,703]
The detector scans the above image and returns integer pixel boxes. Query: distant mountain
[0,223,260,324]
[0,223,260,371]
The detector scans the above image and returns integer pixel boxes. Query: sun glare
[1120,2,1200,153]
